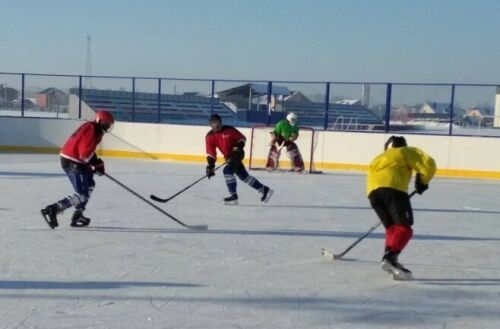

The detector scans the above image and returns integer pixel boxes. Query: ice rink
[1,153,500,329]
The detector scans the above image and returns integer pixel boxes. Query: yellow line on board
[2,145,500,180]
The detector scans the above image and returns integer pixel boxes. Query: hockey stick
[322,190,417,261]
[150,161,228,203]
[266,143,285,172]
[104,173,208,230]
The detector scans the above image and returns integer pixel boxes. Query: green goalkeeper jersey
[273,119,299,140]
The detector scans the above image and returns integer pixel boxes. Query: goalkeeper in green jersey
[266,112,304,172]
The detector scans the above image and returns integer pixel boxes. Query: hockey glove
[414,174,428,195]
[230,141,245,164]
[206,164,215,179]
[92,158,105,176]
[206,157,216,179]
[230,148,244,164]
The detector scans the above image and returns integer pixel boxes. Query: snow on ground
[1,153,500,328]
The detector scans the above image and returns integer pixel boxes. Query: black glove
[414,174,428,195]
[92,158,105,176]
[206,164,215,178]
[206,157,215,179]
[230,147,244,164]
[230,141,245,164]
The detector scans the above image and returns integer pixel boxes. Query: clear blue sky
[1,0,500,83]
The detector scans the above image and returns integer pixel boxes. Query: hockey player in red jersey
[41,111,115,229]
[205,114,273,205]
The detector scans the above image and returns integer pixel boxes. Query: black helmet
[384,136,407,150]
[209,113,222,122]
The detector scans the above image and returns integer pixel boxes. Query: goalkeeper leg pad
[266,145,281,171]
[287,143,304,172]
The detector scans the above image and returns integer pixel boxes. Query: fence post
[210,80,215,116]
[324,82,330,130]
[21,74,25,117]
[78,76,83,119]
[448,84,455,136]
[157,78,162,123]
[266,81,272,125]
[384,83,392,133]
[131,77,136,122]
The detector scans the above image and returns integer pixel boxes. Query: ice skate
[41,203,60,229]
[224,193,239,205]
[70,209,91,227]
[259,186,273,203]
[381,251,413,281]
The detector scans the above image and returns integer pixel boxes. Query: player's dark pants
[58,157,95,211]
[223,154,263,195]
[368,187,413,253]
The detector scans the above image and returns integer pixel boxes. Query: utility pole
[85,35,92,89]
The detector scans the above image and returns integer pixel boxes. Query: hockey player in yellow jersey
[367,136,436,280]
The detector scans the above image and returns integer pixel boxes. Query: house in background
[216,83,291,112]
[283,91,311,103]
[409,101,452,122]
[391,104,417,122]
[35,87,68,111]
[462,107,494,127]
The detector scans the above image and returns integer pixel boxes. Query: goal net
[248,125,321,174]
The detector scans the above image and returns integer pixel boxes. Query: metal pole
[448,84,455,136]
[157,78,161,123]
[210,80,215,115]
[384,83,392,133]
[266,81,272,125]
[21,74,25,117]
[131,77,136,122]
[78,76,82,119]
[324,82,330,130]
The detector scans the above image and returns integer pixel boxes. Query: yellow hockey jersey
[366,146,436,195]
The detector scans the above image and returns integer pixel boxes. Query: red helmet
[95,111,114,132]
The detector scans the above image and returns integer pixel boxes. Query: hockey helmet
[286,112,297,126]
[209,113,222,123]
[95,111,114,132]
[384,135,407,150]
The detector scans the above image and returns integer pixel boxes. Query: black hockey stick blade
[150,194,169,202]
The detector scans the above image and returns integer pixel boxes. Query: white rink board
[2,116,500,175]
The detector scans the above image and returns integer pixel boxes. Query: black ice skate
[259,186,273,203]
[70,209,91,227]
[41,203,60,229]
[224,193,239,205]
[381,250,412,281]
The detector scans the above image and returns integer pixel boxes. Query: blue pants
[223,161,263,195]
[58,158,95,211]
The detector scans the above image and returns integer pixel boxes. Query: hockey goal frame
[248,125,322,174]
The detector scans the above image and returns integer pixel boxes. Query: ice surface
[1,153,499,328]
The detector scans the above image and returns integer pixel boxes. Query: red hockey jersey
[60,121,103,163]
[205,126,246,160]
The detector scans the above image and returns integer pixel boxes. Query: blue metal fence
[0,71,499,137]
